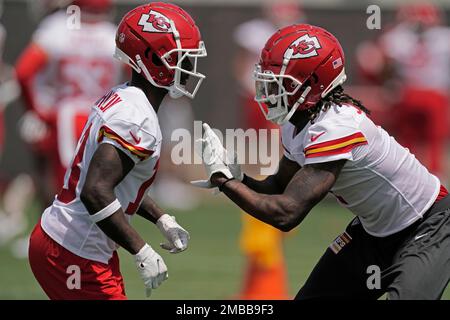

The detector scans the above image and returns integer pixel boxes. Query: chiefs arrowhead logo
[285,34,321,59]
[138,10,172,33]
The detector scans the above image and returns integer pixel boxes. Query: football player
[16,0,121,206]
[231,0,304,299]
[193,24,450,299]
[28,2,206,299]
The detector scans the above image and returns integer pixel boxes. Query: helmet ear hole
[144,48,151,59]
[311,73,319,84]
[288,79,311,109]
[302,79,311,90]
[151,52,164,66]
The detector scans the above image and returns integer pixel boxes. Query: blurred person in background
[0,0,32,256]
[356,2,450,180]
[15,0,121,212]
[231,0,304,299]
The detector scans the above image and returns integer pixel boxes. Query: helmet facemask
[254,64,311,125]
[160,40,207,99]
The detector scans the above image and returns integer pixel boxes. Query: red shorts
[28,222,126,300]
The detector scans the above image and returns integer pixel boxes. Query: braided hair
[306,85,371,123]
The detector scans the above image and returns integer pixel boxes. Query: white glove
[156,214,190,253]
[134,244,168,297]
[227,151,244,182]
[191,123,233,189]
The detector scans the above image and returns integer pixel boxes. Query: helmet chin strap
[169,86,185,99]
[136,54,165,90]
[277,85,312,125]
[114,47,166,92]
[168,19,184,99]
[135,52,186,99]
[271,54,293,125]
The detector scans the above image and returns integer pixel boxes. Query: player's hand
[191,129,243,189]
[156,214,190,253]
[134,244,168,297]
[191,123,233,188]
[227,150,244,182]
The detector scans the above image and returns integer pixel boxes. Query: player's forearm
[242,156,301,194]
[97,211,146,254]
[136,195,165,224]
[242,174,284,195]
[215,176,307,232]
[80,188,145,254]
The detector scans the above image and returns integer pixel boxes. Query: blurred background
[0,0,449,299]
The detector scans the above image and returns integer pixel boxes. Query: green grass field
[0,198,448,300]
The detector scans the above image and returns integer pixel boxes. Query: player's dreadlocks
[307,85,371,123]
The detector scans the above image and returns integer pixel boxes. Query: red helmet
[254,24,346,125]
[73,0,112,14]
[114,2,206,99]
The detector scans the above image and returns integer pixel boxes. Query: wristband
[89,199,122,223]
[218,177,235,192]
[156,214,171,228]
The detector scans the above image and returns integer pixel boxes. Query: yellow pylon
[236,213,289,300]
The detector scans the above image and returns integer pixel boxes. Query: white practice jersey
[32,11,121,110]
[380,23,450,91]
[41,84,162,264]
[281,103,440,236]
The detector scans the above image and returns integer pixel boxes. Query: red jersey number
[57,123,92,204]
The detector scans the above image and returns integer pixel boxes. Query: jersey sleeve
[303,113,368,165]
[281,138,296,161]
[283,147,296,161]
[280,122,297,161]
[97,117,158,164]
